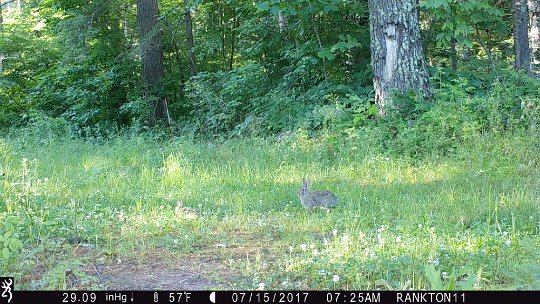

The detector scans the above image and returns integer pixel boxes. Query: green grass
[1,132,539,290]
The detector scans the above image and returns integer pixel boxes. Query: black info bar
[3,291,539,304]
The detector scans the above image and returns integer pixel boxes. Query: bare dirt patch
[93,250,233,290]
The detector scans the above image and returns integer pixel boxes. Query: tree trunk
[229,17,237,70]
[219,0,226,70]
[368,0,431,115]
[1,2,4,71]
[277,10,288,32]
[184,0,197,76]
[450,36,457,71]
[0,1,4,32]
[17,0,20,11]
[123,7,129,39]
[529,0,540,65]
[277,0,288,33]
[136,0,166,119]
[514,0,531,71]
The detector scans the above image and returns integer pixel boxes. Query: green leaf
[432,0,449,9]
[3,231,12,239]
[2,247,9,260]
[425,264,443,289]
[317,49,335,61]
[269,6,279,15]
[256,2,270,12]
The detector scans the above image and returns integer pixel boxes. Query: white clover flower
[442,272,449,280]
[310,244,315,249]
[396,236,402,243]
[503,231,508,236]
[433,259,439,266]
[313,249,319,256]
[332,229,338,236]
[289,246,294,253]
[418,224,423,229]
[332,275,340,282]
[370,252,377,259]
[505,239,511,246]
[257,283,265,290]
[300,244,307,251]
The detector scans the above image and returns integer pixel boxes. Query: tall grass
[1,132,539,289]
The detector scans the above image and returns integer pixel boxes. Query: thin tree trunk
[0,2,4,71]
[450,36,457,71]
[219,0,226,70]
[16,0,20,11]
[529,0,540,65]
[184,0,197,76]
[514,0,531,71]
[0,1,4,32]
[368,0,431,115]
[475,27,495,69]
[229,17,237,70]
[450,15,457,70]
[277,0,288,33]
[123,8,129,39]
[308,0,328,84]
[136,0,166,119]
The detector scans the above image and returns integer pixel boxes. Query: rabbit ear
[302,178,308,186]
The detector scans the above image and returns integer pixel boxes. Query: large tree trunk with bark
[368,0,431,115]
[514,0,531,71]
[184,0,197,77]
[136,0,166,119]
[529,0,540,65]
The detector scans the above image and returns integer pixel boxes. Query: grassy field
[1,132,539,290]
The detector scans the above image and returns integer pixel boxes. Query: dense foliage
[0,0,539,154]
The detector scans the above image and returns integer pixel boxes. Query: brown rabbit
[298,179,338,211]
[174,199,199,220]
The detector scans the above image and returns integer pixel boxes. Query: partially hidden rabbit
[174,199,199,220]
[298,179,338,211]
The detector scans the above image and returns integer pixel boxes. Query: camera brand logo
[0,278,13,303]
